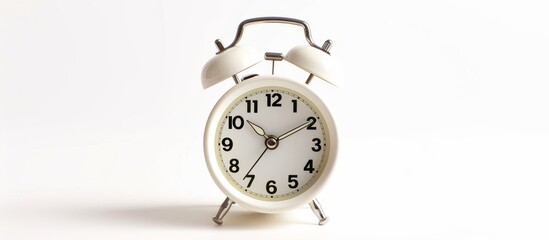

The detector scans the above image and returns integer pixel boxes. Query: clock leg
[309,198,329,225]
[212,197,234,225]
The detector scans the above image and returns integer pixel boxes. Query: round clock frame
[204,76,338,213]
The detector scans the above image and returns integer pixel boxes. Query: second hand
[243,147,269,180]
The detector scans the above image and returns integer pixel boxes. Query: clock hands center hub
[265,135,279,150]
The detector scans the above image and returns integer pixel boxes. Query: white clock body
[204,75,338,213]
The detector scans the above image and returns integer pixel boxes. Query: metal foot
[309,198,329,225]
[212,197,234,225]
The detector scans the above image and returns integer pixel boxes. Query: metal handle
[223,17,328,53]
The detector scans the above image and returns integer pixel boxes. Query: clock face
[214,85,330,201]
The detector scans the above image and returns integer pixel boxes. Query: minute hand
[278,119,313,141]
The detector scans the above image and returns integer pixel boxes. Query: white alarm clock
[202,17,338,225]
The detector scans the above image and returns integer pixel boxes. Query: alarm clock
[202,17,338,225]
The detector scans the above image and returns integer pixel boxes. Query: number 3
[312,138,322,152]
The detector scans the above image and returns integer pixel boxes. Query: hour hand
[247,120,268,138]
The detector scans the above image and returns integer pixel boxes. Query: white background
[1,0,548,239]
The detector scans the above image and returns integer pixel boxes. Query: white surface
[1,0,548,239]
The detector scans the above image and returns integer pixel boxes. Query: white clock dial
[215,86,329,201]
[205,76,338,212]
